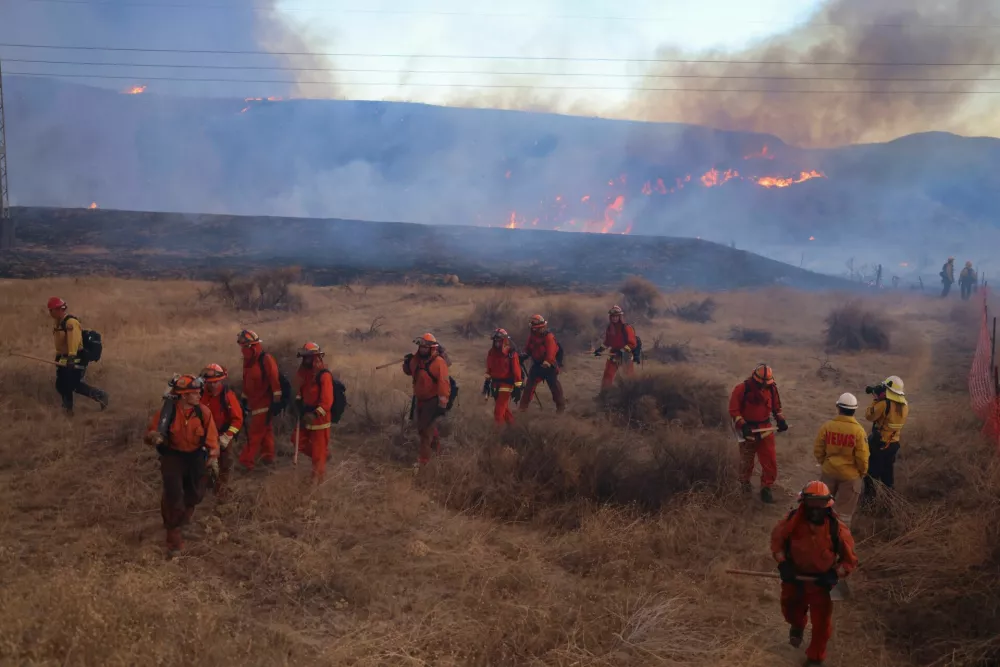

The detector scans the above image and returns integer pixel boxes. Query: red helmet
[609,305,624,317]
[751,364,775,386]
[798,481,834,508]
[492,328,510,341]
[169,374,204,395]
[297,341,325,357]
[414,333,439,347]
[47,297,67,310]
[237,329,261,347]
[200,364,228,382]
[529,314,547,330]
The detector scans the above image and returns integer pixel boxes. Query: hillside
[5,77,1000,271]
[2,206,854,291]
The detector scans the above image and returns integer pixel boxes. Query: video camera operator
[862,376,909,509]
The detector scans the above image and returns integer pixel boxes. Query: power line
[12,0,1000,28]
[3,42,1000,66]
[6,58,1000,82]
[8,70,1000,94]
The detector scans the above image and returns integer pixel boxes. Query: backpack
[61,315,103,363]
[156,399,209,455]
[220,388,250,436]
[423,363,459,412]
[258,353,292,414]
[316,369,348,424]
[783,508,841,567]
[632,336,643,364]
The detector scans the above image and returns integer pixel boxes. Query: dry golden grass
[0,277,993,666]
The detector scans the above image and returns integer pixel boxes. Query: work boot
[789,626,804,648]
[760,487,774,504]
[804,660,823,666]
[165,528,183,558]
[96,390,110,411]
[740,482,752,496]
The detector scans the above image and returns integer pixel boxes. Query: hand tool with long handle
[10,352,61,367]
[725,569,849,601]
[375,358,405,370]
[293,417,300,467]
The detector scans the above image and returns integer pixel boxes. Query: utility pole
[0,56,13,250]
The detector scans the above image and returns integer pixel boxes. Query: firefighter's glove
[740,423,754,438]
[218,433,233,450]
[55,356,68,367]
[623,346,632,353]
[482,379,491,395]
[815,569,839,591]
[145,432,165,447]
[438,397,449,410]
[404,353,414,364]
[541,361,552,369]
[593,347,605,357]
[512,385,523,403]
[303,411,317,425]
[777,559,798,584]
[518,352,529,363]
[206,457,220,478]
[777,419,789,433]
[269,401,283,417]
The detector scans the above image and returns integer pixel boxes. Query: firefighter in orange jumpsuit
[403,333,451,467]
[771,481,859,666]
[237,329,283,471]
[199,364,244,501]
[729,363,788,503]
[519,314,566,413]
[144,374,220,557]
[593,305,638,389]
[485,328,523,426]
[293,342,334,482]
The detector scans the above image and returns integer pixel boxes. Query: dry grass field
[0,276,997,666]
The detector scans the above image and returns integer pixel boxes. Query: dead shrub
[620,276,662,320]
[729,327,773,345]
[598,370,727,429]
[208,267,303,312]
[347,315,388,342]
[648,334,690,362]
[824,301,891,351]
[421,418,730,524]
[455,292,518,339]
[668,298,716,323]
[543,299,602,352]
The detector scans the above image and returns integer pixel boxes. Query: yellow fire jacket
[53,316,84,363]
[814,415,870,480]
[865,399,909,446]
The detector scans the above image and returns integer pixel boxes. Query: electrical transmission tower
[0,56,12,249]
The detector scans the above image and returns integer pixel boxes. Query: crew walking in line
[200,364,244,501]
[813,393,870,526]
[959,261,977,301]
[729,363,789,503]
[293,342,334,482]
[144,374,219,558]
[47,296,108,415]
[862,376,909,508]
[484,328,522,426]
[940,257,955,297]
[519,314,566,413]
[772,481,858,667]
[593,305,638,390]
[237,329,284,471]
[403,333,452,467]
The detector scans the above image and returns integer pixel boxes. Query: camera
[865,384,885,395]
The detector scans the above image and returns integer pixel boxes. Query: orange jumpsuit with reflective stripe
[486,344,522,426]
[201,387,243,497]
[240,345,282,469]
[729,379,785,488]
[520,331,565,412]
[601,322,637,388]
[404,352,450,464]
[293,364,334,482]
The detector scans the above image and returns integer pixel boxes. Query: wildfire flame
[123,85,146,95]
[87,202,98,209]
[744,145,775,160]
[809,236,815,241]
[754,170,825,189]
[700,168,740,188]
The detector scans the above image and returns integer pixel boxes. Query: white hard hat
[836,393,859,410]
[883,376,905,396]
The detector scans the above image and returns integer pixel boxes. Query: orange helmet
[751,364,775,386]
[297,341,325,357]
[200,363,228,382]
[529,314,547,330]
[414,333,439,347]
[798,481,834,508]
[609,305,624,317]
[492,328,510,341]
[237,329,261,347]
[169,374,204,395]
[47,296,67,310]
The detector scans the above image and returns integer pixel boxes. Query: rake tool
[725,569,850,601]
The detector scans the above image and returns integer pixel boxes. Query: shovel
[725,568,850,601]
[732,425,779,444]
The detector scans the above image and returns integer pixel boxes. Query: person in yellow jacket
[862,375,909,508]
[47,296,109,415]
[940,257,955,298]
[814,393,870,526]
[959,261,977,301]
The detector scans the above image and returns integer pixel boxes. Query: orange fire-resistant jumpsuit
[520,331,565,412]
[404,351,451,465]
[486,343,523,426]
[240,344,282,470]
[601,321,638,389]
[729,379,785,489]
[147,404,219,553]
[771,507,859,664]
[201,387,244,499]
[293,364,334,482]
